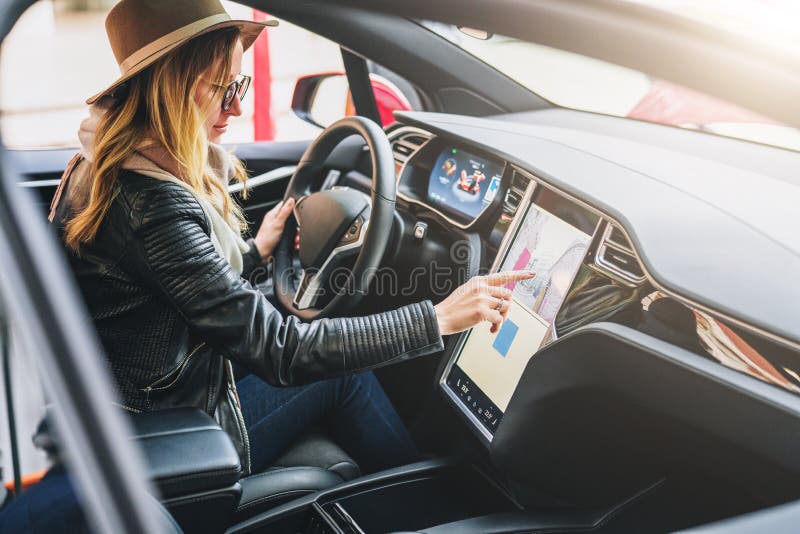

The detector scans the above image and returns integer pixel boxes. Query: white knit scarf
[77,98,250,273]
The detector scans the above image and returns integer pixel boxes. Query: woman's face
[196,38,244,144]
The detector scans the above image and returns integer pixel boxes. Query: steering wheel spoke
[292,269,321,310]
[292,214,369,310]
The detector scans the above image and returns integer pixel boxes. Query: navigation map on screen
[446,202,593,433]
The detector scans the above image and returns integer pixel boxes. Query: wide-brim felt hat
[86,0,277,104]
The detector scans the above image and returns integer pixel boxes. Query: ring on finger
[494,297,504,311]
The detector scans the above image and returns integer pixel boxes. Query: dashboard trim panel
[390,119,800,436]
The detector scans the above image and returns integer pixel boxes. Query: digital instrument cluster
[396,140,506,227]
[426,147,503,221]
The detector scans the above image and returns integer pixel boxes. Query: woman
[49,0,532,476]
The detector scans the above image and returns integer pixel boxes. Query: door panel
[9,141,312,220]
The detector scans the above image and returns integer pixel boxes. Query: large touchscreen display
[427,147,503,221]
[446,201,593,435]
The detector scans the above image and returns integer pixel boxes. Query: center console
[440,170,601,443]
[230,456,661,534]
[228,459,519,534]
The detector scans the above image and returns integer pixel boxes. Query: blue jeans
[0,466,90,534]
[236,372,420,474]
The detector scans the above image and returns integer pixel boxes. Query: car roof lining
[248,0,550,114]
[308,0,800,129]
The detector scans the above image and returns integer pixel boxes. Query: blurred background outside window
[0,0,344,148]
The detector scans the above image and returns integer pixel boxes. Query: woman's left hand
[253,197,295,262]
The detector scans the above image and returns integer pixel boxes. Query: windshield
[420,2,800,153]
[625,0,800,52]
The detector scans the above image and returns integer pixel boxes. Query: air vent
[511,171,529,190]
[607,225,632,251]
[402,134,428,145]
[503,190,522,215]
[502,170,529,215]
[390,128,431,169]
[594,224,646,285]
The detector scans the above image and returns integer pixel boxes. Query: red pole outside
[252,10,274,141]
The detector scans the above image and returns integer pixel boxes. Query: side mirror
[292,72,413,129]
[291,72,351,129]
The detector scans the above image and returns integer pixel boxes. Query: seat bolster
[236,467,343,519]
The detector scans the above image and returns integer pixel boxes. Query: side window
[243,6,422,137]
[0,311,49,501]
[0,1,420,149]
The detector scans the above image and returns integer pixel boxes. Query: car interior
[1,0,800,533]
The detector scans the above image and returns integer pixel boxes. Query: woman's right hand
[434,270,536,336]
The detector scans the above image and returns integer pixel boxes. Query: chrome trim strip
[604,223,636,253]
[587,261,640,289]
[18,166,297,194]
[19,179,61,188]
[330,503,366,534]
[229,165,296,194]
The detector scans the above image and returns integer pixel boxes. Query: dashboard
[385,115,800,450]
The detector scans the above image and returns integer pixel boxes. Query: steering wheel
[273,116,396,320]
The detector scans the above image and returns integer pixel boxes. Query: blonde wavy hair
[64,27,248,252]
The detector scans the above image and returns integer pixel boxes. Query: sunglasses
[214,74,251,111]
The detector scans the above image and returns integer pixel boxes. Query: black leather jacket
[52,169,444,473]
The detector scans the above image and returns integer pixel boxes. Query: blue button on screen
[492,320,518,357]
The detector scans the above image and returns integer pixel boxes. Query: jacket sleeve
[239,237,267,282]
[126,182,443,386]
